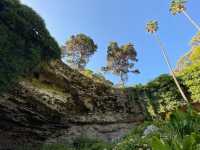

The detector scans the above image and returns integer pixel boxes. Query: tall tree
[170,0,200,31]
[102,42,139,85]
[62,34,97,70]
[146,20,189,103]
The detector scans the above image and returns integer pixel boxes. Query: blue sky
[21,0,200,85]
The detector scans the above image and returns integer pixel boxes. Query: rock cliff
[0,60,148,149]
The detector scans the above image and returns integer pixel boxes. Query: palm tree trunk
[153,33,189,103]
[182,10,200,32]
[120,72,125,87]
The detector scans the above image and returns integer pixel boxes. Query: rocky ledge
[0,60,147,149]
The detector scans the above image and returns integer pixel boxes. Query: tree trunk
[182,10,200,32]
[120,72,125,87]
[153,33,189,103]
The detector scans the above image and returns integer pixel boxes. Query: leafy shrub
[126,74,186,118]
[146,74,186,114]
[114,108,200,150]
[113,122,154,150]
[167,108,200,138]
[81,69,113,86]
[151,133,200,150]
[179,62,200,102]
[41,144,74,150]
[82,69,94,78]
[30,137,113,150]
[0,0,60,92]
[72,137,113,150]
[189,46,200,64]
[16,144,41,150]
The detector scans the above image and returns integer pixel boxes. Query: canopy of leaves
[62,34,97,70]
[102,42,139,84]
[170,0,187,15]
[146,20,158,33]
[0,0,61,92]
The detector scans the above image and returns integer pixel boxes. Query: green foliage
[81,69,113,86]
[175,52,192,72]
[0,0,60,92]
[102,42,139,85]
[122,65,200,118]
[62,34,97,70]
[151,133,200,150]
[72,137,113,150]
[16,145,41,150]
[146,20,158,33]
[127,63,199,118]
[113,122,153,150]
[175,32,200,72]
[170,0,187,15]
[82,69,94,78]
[16,137,113,150]
[41,144,74,150]
[40,137,112,150]
[167,108,200,138]
[123,74,186,118]
[16,144,74,150]
[189,46,200,64]
[151,137,170,150]
[114,108,200,150]
[145,74,184,115]
[179,62,200,101]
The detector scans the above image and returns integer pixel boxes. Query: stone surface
[0,60,147,149]
[143,125,159,138]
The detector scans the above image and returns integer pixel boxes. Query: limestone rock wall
[0,60,147,149]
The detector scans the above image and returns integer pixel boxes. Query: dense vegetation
[179,62,200,102]
[17,138,113,150]
[114,108,200,150]
[125,60,200,118]
[0,0,61,92]
[1,0,200,150]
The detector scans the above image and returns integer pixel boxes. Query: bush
[0,0,61,92]
[126,74,186,118]
[179,62,200,102]
[41,144,74,150]
[167,108,200,138]
[33,137,113,150]
[146,74,186,114]
[72,137,113,150]
[114,108,200,150]
[150,133,200,150]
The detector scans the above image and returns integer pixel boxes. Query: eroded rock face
[0,60,147,149]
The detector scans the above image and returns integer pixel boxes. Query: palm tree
[170,0,200,31]
[146,21,189,103]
